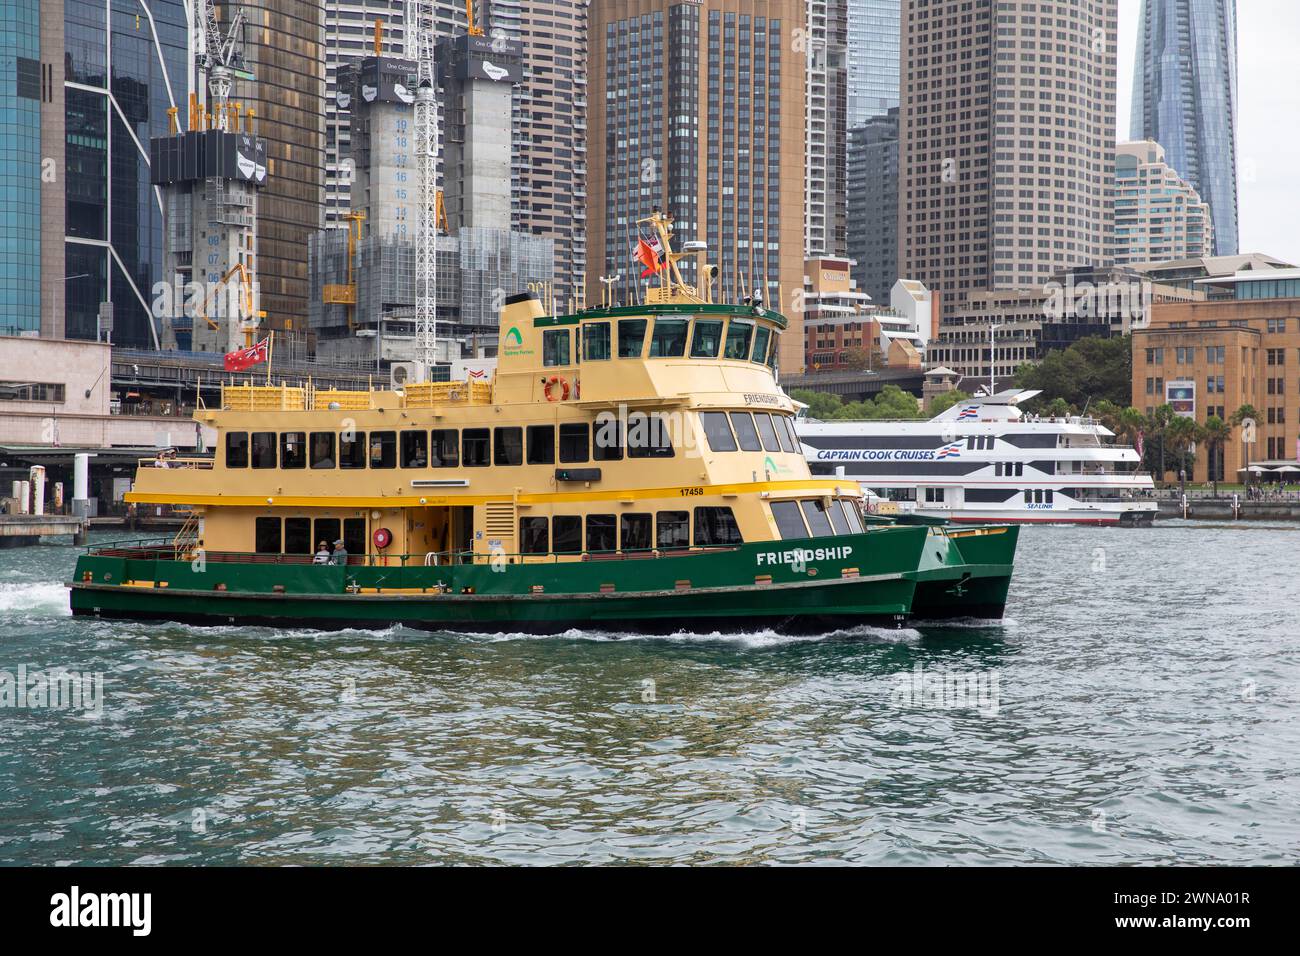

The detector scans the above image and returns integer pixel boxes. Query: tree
[867,385,921,419]
[1015,334,1133,410]
[1201,415,1232,493]
[790,389,842,421]
[1165,415,1201,485]
[929,390,972,416]
[1044,397,1072,419]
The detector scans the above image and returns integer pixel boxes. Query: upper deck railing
[218,379,495,412]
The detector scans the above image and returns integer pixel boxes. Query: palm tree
[1150,404,1175,485]
[1166,415,1200,493]
[1201,416,1232,496]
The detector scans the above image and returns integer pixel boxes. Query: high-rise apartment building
[846,0,898,127]
[1115,140,1214,266]
[898,0,1117,316]
[1130,0,1238,256]
[804,0,847,257]
[845,107,897,305]
[588,0,807,372]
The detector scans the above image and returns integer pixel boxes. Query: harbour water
[1,524,1297,865]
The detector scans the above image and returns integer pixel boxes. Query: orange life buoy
[543,376,570,402]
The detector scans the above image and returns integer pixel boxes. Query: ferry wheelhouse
[69,213,1019,632]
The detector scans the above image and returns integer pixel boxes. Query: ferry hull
[906,525,1019,620]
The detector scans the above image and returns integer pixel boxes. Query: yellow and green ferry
[68,213,1017,633]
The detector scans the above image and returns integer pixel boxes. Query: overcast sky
[1116,0,1300,263]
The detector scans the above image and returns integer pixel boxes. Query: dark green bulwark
[69,526,950,634]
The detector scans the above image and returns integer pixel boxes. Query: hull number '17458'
[757,545,853,566]
[679,487,704,496]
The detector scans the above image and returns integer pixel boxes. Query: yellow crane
[466,0,484,36]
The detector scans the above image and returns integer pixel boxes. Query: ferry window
[430,429,459,468]
[828,499,852,535]
[340,431,367,470]
[838,500,864,533]
[621,513,653,552]
[251,432,277,469]
[310,432,336,469]
[593,413,624,461]
[781,416,801,454]
[649,319,688,357]
[582,322,612,361]
[801,499,836,537]
[617,319,648,358]
[254,517,281,554]
[226,432,249,468]
[463,429,490,467]
[280,432,307,469]
[586,514,617,553]
[553,515,582,553]
[730,412,763,452]
[313,519,341,552]
[494,427,523,466]
[656,511,690,550]
[770,416,795,454]
[694,507,743,546]
[690,319,724,358]
[401,430,428,468]
[627,412,673,458]
[724,320,754,360]
[753,413,781,452]
[369,431,397,469]
[751,326,772,365]
[559,423,589,463]
[343,518,366,557]
[700,412,738,452]
[520,517,549,555]
[527,425,555,465]
[770,500,808,540]
[284,517,312,555]
[543,329,571,367]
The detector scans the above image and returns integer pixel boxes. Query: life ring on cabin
[543,376,570,402]
[372,527,393,550]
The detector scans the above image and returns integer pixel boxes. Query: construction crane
[466,0,484,37]
[196,1,246,132]
[408,0,440,377]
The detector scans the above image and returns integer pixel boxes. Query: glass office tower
[1130,0,1239,256]
[846,0,898,127]
[0,0,43,335]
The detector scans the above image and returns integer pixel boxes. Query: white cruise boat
[796,390,1158,526]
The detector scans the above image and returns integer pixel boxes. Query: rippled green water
[1,524,1297,865]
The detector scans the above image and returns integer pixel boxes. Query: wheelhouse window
[801,499,835,537]
[543,329,571,367]
[621,513,653,551]
[401,430,428,468]
[494,427,523,466]
[340,431,367,469]
[430,429,459,468]
[656,511,689,550]
[773,415,798,453]
[649,319,688,357]
[586,514,617,553]
[828,499,852,535]
[617,319,648,358]
[226,432,249,468]
[309,432,335,469]
[284,517,312,554]
[729,412,763,451]
[254,517,281,554]
[463,429,490,467]
[724,320,754,360]
[559,423,589,463]
[627,412,673,458]
[751,326,772,365]
[770,500,808,540]
[553,515,582,553]
[753,413,781,452]
[520,517,549,555]
[280,432,307,469]
[594,413,624,461]
[582,322,612,361]
[699,412,738,452]
[527,425,555,465]
[690,319,724,358]
[369,431,397,469]
[694,507,743,546]
[251,432,277,469]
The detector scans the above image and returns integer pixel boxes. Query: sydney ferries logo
[503,325,533,357]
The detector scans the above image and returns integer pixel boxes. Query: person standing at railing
[313,541,332,565]
[330,539,348,566]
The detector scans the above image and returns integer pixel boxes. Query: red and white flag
[224,337,270,373]
[634,236,665,278]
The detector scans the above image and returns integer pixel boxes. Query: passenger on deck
[314,541,332,565]
[330,539,348,566]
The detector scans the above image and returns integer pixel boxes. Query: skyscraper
[1115,139,1214,266]
[846,107,897,304]
[1130,0,1239,256]
[898,0,1117,314]
[588,0,807,372]
[1,0,47,337]
[846,0,898,127]
[804,0,847,258]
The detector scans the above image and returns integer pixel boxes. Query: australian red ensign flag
[224,337,270,373]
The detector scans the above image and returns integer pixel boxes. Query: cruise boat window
[582,322,612,361]
[527,425,556,465]
[1024,490,1032,505]
[251,432,277,469]
[340,431,367,470]
[800,499,836,537]
[559,423,589,463]
[343,519,366,557]
[838,500,864,533]
[827,499,852,535]
[649,319,688,357]
[281,432,307,469]
[621,513,653,552]
[284,518,311,555]
[1045,490,1054,504]
[700,412,738,452]
[690,319,724,358]
[369,431,397,469]
[627,412,673,458]
[543,329,571,367]
[1014,463,1024,477]
[226,432,249,468]
[494,427,524,466]
[770,500,808,540]
[995,463,1003,477]
[617,319,648,358]
[729,412,763,451]
[924,488,947,503]
[463,429,490,467]
[586,514,617,553]
[694,507,743,546]
[313,519,341,552]
[753,413,781,452]
[655,511,690,550]
[593,413,624,461]
[520,517,549,555]
[254,517,281,554]
[724,320,754,360]
[310,432,335,469]
[401,430,428,468]
[553,515,582,553]
[751,326,772,365]
[430,429,459,468]
[967,437,976,451]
